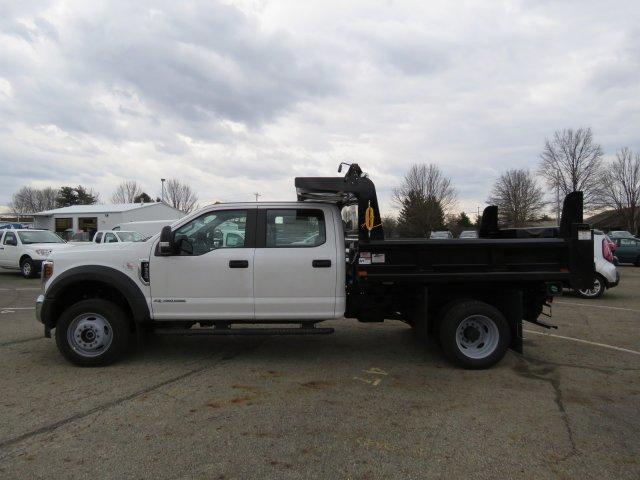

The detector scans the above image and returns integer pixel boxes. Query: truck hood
[48,240,154,261]
[23,243,75,253]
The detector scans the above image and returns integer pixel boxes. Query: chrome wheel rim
[22,262,31,276]
[67,313,113,358]
[455,315,499,359]
[579,278,601,297]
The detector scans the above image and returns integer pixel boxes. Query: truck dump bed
[355,236,590,289]
[296,165,594,291]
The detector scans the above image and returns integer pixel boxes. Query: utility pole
[254,192,261,202]
[161,178,166,204]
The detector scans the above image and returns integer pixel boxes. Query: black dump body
[296,164,594,293]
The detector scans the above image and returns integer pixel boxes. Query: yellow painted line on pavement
[524,329,640,356]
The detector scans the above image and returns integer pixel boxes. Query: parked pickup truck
[36,164,594,368]
[93,230,147,244]
[0,228,73,278]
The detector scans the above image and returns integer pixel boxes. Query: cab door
[253,207,337,319]
[149,208,256,320]
[0,231,7,266]
[0,231,20,268]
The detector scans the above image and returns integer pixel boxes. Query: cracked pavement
[0,268,639,479]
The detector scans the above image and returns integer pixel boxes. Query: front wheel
[55,299,131,366]
[439,300,511,369]
[576,274,605,299]
[20,258,37,278]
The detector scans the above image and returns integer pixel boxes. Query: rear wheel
[439,300,510,369]
[576,274,605,299]
[634,256,640,267]
[20,257,37,279]
[55,299,131,367]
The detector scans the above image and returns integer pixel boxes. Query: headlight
[35,249,52,256]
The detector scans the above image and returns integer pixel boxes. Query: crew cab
[0,228,73,278]
[36,165,594,369]
[93,230,147,244]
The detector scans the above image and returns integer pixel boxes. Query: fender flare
[41,265,150,328]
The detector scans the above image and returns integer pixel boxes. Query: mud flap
[409,287,429,343]
[495,290,523,354]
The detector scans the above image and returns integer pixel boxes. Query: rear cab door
[253,204,341,320]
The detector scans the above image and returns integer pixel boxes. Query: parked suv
[0,229,73,278]
[576,231,619,298]
[614,237,640,266]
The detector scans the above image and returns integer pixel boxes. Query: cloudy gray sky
[1,0,639,217]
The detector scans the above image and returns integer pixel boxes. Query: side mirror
[158,226,174,255]
[176,237,194,255]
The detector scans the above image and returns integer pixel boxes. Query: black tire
[55,299,131,367]
[438,300,511,369]
[20,257,37,279]
[634,256,640,267]
[576,273,606,299]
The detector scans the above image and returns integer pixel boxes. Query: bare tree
[598,147,640,234]
[111,180,143,203]
[393,164,457,237]
[393,164,457,211]
[538,127,603,209]
[164,178,199,213]
[488,169,546,227]
[9,186,58,214]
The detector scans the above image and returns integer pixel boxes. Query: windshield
[18,230,64,244]
[115,231,146,242]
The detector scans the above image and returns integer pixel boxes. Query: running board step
[154,327,335,336]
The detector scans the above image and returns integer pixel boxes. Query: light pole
[254,192,261,202]
[161,178,166,203]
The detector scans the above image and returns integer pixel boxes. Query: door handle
[229,260,249,268]
[312,259,331,268]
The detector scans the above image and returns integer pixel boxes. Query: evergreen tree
[56,186,100,207]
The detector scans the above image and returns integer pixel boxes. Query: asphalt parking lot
[0,269,639,479]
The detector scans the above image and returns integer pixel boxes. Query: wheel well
[594,272,607,287]
[19,255,32,266]
[52,281,135,330]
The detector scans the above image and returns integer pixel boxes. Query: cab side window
[104,233,118,243]
[173,210,247,256]
[3,232,17,246]
[265,209,326,248]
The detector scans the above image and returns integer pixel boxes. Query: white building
[33,203,184,237]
